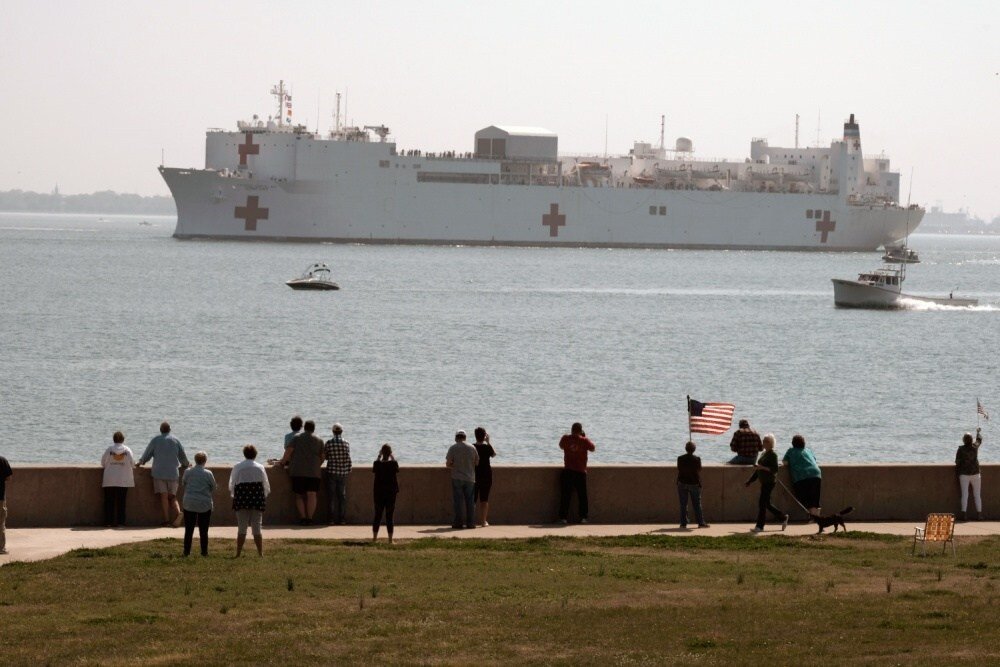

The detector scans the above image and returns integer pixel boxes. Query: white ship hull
[160,167,918,251]
[159,99,920,251]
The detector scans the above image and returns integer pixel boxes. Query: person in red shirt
[558,422,596,523]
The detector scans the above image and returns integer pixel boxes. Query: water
[1,212,998,465]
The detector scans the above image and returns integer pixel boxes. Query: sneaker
[679,524,688,529]
[697,523,711,528]
[171,515,183,528]
[0,548,8,555]
[558,519,568,525]
[482,521,490,527]
[580,518,588,524]
[751,527,763,533]
[782,515,789,531]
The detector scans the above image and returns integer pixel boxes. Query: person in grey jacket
[181,451,216,556]
[137,422,190,527]
[446,430,479,529]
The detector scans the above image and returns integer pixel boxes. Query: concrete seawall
[5,464,996,527]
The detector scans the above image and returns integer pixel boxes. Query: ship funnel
[843,113,860,141]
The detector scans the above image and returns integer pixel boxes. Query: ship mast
[335,92,342,133]
[659,114,665,151]
[271,80,289,127]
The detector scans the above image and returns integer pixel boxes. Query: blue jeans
[678,483,705,526]
[728,455,757,465]
[451,478,476,527]
[326,474,348,523]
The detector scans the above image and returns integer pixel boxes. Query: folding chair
[912,513,956,556]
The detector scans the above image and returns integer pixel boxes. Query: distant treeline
[0,189,175,215]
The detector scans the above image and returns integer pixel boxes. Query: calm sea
[1,212,997,465]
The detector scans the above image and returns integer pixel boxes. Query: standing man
[956,427,984,521]
[728,419,763,465]
[323,423,353,525]
[284,415,303,450]
[0,454,11,555]
[677,441,709,528]
[446,430,479,529]
[558,422,596,524]
[137,422,190,527]
[279,420,324,525]
[745,434,788,533]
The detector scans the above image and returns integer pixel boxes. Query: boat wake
[896,298,996,312]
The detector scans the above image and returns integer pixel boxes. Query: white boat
[831,263,977,309]
[286,262,339,291]
[881,244,920,264]
[158,82,922,251]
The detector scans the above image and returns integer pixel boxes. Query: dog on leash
[808,506,854,534]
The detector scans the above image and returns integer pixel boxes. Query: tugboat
[286,263,340,291]
[831,247,976,309]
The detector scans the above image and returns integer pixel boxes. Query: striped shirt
[324,436,352,476]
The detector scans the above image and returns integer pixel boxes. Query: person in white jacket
[230,444,271,556]
[101,432,135,527]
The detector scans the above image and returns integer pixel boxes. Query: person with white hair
[446,430,479,529]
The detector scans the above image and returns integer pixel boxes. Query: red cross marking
[234,195,269,231]
[814,210,836,243]
[237,132,260,166]
[542,203,566,237]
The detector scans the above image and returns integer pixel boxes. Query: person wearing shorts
[279,420,324,525]
[231,444,270,556]
[137,422,190,526]
[472,427,496,526]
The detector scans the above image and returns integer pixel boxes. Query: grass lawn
[1,533,998,665]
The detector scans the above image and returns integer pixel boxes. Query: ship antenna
[604,114,608,160]
[659,114,665,151]
[795,113,800,149]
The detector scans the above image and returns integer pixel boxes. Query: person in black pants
[558,423,596,524]
[372,444,399,544]
[181,452,216,556]
[745,434,789,533]
[473,427,496,526]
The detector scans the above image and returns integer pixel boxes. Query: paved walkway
[2,521,997,566]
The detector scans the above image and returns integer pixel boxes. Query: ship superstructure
[160,82,921,250]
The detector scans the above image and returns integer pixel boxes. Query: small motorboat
[832,262,977,309]
[881,244,920,264]
[286,262,340,291]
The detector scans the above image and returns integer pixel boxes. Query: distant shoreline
[0,189,175,215]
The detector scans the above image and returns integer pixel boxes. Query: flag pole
[977,397,981,430]
[686,395,692,442]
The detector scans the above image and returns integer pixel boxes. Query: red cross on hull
[235,195,269,231]
[808,209,836,243]
[542,203,566,237]
[237,132,260,166]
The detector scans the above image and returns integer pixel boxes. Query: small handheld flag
[978,399,989,421]
[688,397,736,435]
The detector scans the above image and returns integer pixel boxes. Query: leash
[775,477,811,515]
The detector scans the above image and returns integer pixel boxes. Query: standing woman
[101,431,135,527]
[230,444,270,557]
[782,434,822,516]
[473,427,496,527]
[955,428,983,521]
[372,444,399,544]
[181,452,217,557]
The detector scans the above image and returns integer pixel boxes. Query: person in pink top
[558,422,596,523]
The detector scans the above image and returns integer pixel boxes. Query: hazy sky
[1,1,998,218]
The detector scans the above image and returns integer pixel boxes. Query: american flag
[978,399,990,421]
[688,398,736,435]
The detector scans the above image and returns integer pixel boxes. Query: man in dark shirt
[279,420,325,525]
[0,455,12,555]
[677,442,709,528]
[728,419,763,465]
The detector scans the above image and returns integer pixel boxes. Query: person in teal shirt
[181,452,216,557]
[782,434,822,515]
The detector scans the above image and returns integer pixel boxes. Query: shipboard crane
[364,125,390,142]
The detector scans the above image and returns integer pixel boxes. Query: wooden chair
[912,513,956,556]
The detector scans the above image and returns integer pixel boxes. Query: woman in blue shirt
[782,434,822,516]
[181,451,217,556]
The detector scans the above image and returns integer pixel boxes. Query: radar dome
[675,137,693,152]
